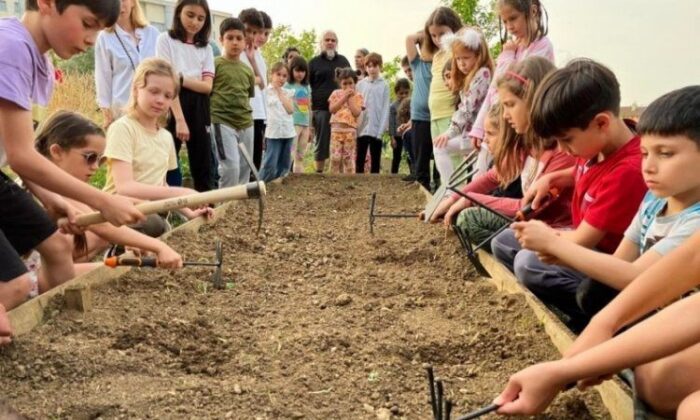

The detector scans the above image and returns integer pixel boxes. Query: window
[0,1,8,12]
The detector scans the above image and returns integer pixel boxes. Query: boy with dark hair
[495,89,700,417]
[210,17,255,188]
[0,0,144,343]
[491,59,647,329]
[509,84,700,315]
[389,78,412,174]
[355,52,390,173]
[237,8,267,173]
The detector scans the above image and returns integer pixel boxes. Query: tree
[444,0,502,58]
[53,47,96,75]
[262,25,317,65]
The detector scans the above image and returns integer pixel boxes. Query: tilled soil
[0,175,608,419]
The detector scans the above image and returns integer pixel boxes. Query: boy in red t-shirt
[491,59,647,330]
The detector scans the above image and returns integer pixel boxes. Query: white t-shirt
[155,33,214,80]
[240,49,267,120]
[263,85,295,139]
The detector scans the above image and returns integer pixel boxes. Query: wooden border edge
[8,202,233,337]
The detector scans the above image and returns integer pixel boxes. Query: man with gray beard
[309,30,351,173]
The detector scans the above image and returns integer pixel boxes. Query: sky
[207,0,700,106]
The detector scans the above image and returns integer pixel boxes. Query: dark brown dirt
[0,175,609,419]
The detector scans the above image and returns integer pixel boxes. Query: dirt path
[0,175,608,419]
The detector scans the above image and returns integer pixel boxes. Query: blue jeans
[491,228,588,323]
[259,137,293,182]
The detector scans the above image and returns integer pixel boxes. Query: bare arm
[1,101,143,226]
[328,92,345,114]
[523,167,576,209]
[405,31,422,62]
[347,94,362,117]
[278,88,294,114]
[109,159,196,200]
[182,75,213,95]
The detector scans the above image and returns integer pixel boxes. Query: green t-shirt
[210,56,255,130]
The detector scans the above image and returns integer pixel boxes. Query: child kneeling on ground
[510,86,700,317]
[491,59,647,331]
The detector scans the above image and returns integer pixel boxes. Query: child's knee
[37,231,73,259]
[678,391,700,420]
[513,250,543,289]
[491,229,517,264]
[0,274,32,308]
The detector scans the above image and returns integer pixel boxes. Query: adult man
[309,30,351,173]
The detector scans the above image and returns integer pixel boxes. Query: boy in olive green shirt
[210,18,255,187]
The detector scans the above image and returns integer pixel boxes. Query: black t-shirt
[309,52,351,111]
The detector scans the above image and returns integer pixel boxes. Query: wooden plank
[476,249,633,420]
[8,202,233,337]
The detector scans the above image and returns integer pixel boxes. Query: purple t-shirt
[0,17,54,166]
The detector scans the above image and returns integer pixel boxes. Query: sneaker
[401,174,416,182]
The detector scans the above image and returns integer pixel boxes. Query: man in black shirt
[309,30,351,173]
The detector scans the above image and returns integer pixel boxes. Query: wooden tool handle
[64,181,266,227]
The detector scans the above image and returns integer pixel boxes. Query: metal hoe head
[238,143,265,235]
[368,192,417,234]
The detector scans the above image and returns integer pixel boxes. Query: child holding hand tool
[31,111,183,293]
[430,57,575,249]
[493,229,700,419]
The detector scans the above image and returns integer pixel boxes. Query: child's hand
[397,122,412,135]
[494,361,570,415]
[156,245,183,269]
[443,198,469,227]
[433,133,449,148]
[522,175,552,210]
[470,136,483,150]
[99,194,146,227]
[43,194,84,235]
[175,118,190,142]
[245,44,256,63]
[511,220,557,254]
[503,40,518,52]
[391,138,397,149]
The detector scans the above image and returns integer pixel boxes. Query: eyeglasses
[80,151,106,166]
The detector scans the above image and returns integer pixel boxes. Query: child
[328,68,364,174]
[389,78,411,174]
[491,59,647,329]
[470,0,553,175]
[433,57,575,249]
[0,0,145,343]
[494,230,700,418]
[258,63,296,182]
[156,0,215,192]
[210,17,255,188]
[103,57,213,222]
[508,85,700,316]
[425,8,462,167]
[405,29,433,188]
[283,46,301,66]
[356,52,391,174]
[94,0,160,128]
[238,8,268,173]
[36,110,183,269]
[401,55,414,81]
[433,27,493,182]
[285,56,312,174]
[397,96,416,177]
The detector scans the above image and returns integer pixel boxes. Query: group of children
[2,0,700,418]
[402,1,700,418]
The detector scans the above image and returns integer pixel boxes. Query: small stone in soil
[334,293,352,306]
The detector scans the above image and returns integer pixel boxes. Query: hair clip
[440,28,483,52]
[506,71,529,85]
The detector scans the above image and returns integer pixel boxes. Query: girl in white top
[156,0,215,192]
[94,0,160,128]
[258,62,295,183]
